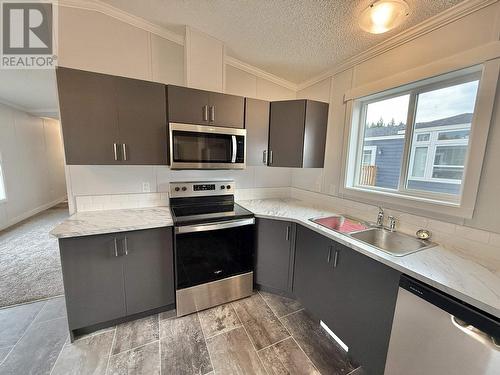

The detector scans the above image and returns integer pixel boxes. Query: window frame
[362,145,377,166]
[341,61,500,219]
[408,125,471,185]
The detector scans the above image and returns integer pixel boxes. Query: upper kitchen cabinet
[245,98,270,166]
[56,67,120,165]
[114,77,167,165]
[167,85,244,128]
[208,91,245,128]
[166,85,209,125]
[268,99,329,168]
[57,67,167,165]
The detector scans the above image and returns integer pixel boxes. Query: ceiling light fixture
[359,0,410,34]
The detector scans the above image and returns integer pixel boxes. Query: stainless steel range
[169,180,255,316]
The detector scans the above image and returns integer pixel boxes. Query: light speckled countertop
[50,198,500,318]
[237,198,500,319]
[50,207,173,238]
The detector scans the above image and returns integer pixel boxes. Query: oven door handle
[231,135,237,163]
[175,218,255,234]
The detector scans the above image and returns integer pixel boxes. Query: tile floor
[0,291,362,375]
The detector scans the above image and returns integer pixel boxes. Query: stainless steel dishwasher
[384,275,499,375]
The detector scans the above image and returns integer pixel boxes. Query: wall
[225,64,296,100]
[293,2,500,236]
[185,27,224,91]
[57,5,297,213]
[0,103,67,230]
[58,6,184,85]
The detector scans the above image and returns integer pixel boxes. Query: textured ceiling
[99,0,465,83]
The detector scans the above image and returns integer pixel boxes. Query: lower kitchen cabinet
[293,225,401,375]
[254,218,295,295]
[293,224,335,319]
[59,227,174,337]
[122,228,175,315]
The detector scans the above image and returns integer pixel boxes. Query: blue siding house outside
[362,113,471,195]
[364,138,404,190]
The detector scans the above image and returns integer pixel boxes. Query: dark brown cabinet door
[268,99,328,168]
[57,67,120,165]
[255,218,295,294]
[208,92,245,128]
[167,85,209,125]
[60,228,176,335]
[326,243,400,375]
[245,98,270,166]
[122,228,175,315]
[59,234,126,330]
[115,77,167,164]
[293,225,335,320]
[303,100,329,168]
[269,100,306,167]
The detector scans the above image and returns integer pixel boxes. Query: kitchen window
[345,66,486,208]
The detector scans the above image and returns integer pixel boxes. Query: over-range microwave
[168,123,246,170]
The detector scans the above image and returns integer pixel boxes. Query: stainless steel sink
[349,227,436,256]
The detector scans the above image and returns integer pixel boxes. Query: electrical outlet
[142,182,151,192]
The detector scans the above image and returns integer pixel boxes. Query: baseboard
[0,196,67,232]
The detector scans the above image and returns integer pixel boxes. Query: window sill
[348,185,460,206]
[340,185,472,221]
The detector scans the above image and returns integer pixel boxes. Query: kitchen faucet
[376,207,397,232]
[376,207,384,227]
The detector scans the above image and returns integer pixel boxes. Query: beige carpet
[0,204,68,308]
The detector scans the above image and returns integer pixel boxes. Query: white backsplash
[289,188,500,262]
[67,165,294,213]
[75,193,169,212]
[75,187,293,212]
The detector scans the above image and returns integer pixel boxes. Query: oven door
[175,218,255,290]
[169,123,246,169]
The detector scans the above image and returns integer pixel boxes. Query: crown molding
[297,0,499,90]
[0,98,31,114]
[56,0,184,46]
[225,56,298,91]
[0,98,59,118]
[30,108,61,119]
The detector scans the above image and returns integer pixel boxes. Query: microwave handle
[231,135,237,163]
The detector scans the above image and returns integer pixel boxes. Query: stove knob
[220,185,225,189]
[181,186,187,192]
[226,185,231,190]
[174,187,180,192]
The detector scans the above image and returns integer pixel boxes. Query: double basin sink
[311,215,436,257]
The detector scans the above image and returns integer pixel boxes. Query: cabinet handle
[209,106,215,122]
[113,237,119,257]
[113,143,118,161]
[286,226,291,241]
[263,150,268,164]
[327,247,332,263]
[333,250,339,268]
[203,105,209,121]
[269,150,273,165]
[122,144,127,161]
[123,236,129,256]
